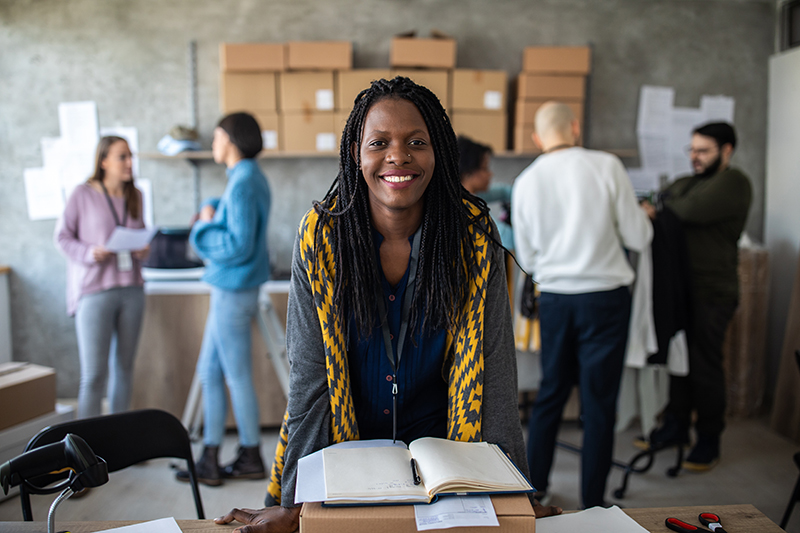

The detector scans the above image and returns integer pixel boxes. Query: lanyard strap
[375,225,422,442]
[99,181,127,227]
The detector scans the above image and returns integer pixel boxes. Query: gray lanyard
[375,225,421,443]
[99,181,127,227]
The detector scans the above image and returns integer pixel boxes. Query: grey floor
[1,417,799,532]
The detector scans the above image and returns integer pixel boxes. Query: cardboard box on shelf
[390,31,456,69]
[281,111,337,153]
[220,72,278,113]
[300,494,535,533]
[451,69,508,111]
[251,111,280,152]
[450,111,507,153]
[392,69,451,109]
[334,111,349,148]
[219,42,286,72]
[0,363,56,432]
[517,74,586,100]
[515,99,584,126]
[514,124,539,155]
[522,46,591,75]
[279,71,336,112]
[336,69,393,110]
[286,41,352,71]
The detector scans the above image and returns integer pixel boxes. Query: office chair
[19,409,205,520]
[779,349,800,529]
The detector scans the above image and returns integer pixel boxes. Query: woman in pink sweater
[55,136,149,418]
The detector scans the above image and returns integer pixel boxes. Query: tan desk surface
[0,504,784,532]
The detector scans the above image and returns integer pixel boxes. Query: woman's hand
[214,505,301,533]
[92,246,113,263]
[133,245,150,261]
[199,204,216,222]
[534,501,563,518]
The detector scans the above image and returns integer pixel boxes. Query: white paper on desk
[58,101,99,150]
[24,167,65,220]
[105,226,158,252]
[295,439,406,503]
[670,107,705,180]
[414,495,499,530]
[637,86,675,135]
[701,94,735,124]
[536,505,649,533]
[94,517,182,533]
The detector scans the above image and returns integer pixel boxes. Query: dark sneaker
[221,445,266,480]
[176,445,223,486]
[683,434,720,472]
[642,416,690,450]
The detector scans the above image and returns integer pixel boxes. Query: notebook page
[323,445,429,500]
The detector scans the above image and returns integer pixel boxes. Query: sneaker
[642,416,690,450]
[221,445,266,480]
[176,445,223,486]
[683,434,720,472]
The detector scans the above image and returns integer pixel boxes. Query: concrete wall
[0,0,775,396]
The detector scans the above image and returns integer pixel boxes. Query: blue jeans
[197,286,261,447]
[527,287,631,508]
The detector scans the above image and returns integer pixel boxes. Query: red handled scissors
[665,517,712,532]
[698,512,727,533]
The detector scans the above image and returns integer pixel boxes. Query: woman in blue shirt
[176,112,271,486]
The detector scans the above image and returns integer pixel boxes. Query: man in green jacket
[642,122,752,471]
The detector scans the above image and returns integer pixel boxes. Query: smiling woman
[215,77,561,533]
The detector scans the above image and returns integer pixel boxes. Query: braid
[312,76,495,339]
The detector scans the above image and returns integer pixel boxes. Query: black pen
[411,458,421,485]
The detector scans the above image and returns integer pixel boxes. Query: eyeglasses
[685,145,718,156]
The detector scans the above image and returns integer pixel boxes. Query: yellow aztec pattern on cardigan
[266,202,491,504]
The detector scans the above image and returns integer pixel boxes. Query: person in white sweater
[512,102,653,508]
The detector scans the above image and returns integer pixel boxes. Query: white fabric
[512,147,653,294]
[666,329,689,376]
[624,246,658,368]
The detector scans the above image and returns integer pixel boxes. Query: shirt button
[388,294,396,302]
[386,375,393,382]
[383,409,390,415]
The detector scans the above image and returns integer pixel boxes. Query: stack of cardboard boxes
[221,35,511,154]
[513,46,591,154]
[219,41,352,153]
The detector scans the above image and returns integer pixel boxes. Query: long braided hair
[313,76,494,340]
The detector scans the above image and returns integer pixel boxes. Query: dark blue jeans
[527,287,631,508]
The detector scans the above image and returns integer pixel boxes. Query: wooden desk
[0,504,784,532]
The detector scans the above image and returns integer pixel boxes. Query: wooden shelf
[139,148,638,161]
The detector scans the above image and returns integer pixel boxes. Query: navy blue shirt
[348,231,448,443]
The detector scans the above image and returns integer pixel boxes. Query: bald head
[535,101,576,141]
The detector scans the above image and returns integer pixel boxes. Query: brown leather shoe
[176,446,223,486]
[221,445,266,480]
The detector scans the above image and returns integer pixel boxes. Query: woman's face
[358,98,435,219]
[212,127,233,165]
[467,152,493,193]
[100,140,133,182]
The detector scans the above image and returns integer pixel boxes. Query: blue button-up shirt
[348,231,448,443]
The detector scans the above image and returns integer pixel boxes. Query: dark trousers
[527,287,631,508]
[665,299,737,437]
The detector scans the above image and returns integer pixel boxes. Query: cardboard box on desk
[336,69,392,110]
[220,72,278,113]
[281,111,337,153]
[0,363,56,431]
[287,41,352,71]
[522,46,591,75]
[392,69,451,109]
[220,42,286,72]
[300,494,535,533]
[280,71,336,112]
[451,69,507,112]
[517,74,586,100]
[390,31,456,69]
[450,111,507,153]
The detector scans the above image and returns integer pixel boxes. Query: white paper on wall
[669,107,705,180]
[636,86,675,135]
[626,168,661,193]
[58,101,99,150]
[700,95,735,124]
[24,167,65,221]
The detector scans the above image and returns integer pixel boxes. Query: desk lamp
[1,434,109,533]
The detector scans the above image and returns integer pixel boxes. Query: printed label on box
[316,133,336,152]
[316,90,335,111]
[262,130,278,150]
[483,91,503,110]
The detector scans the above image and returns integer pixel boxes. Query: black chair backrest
[20,409,204,520]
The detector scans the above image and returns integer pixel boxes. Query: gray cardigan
[273,228,528,507]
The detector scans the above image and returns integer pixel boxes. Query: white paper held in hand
[104,226,159,252]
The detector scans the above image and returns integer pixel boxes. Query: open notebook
[303,437,533,505]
